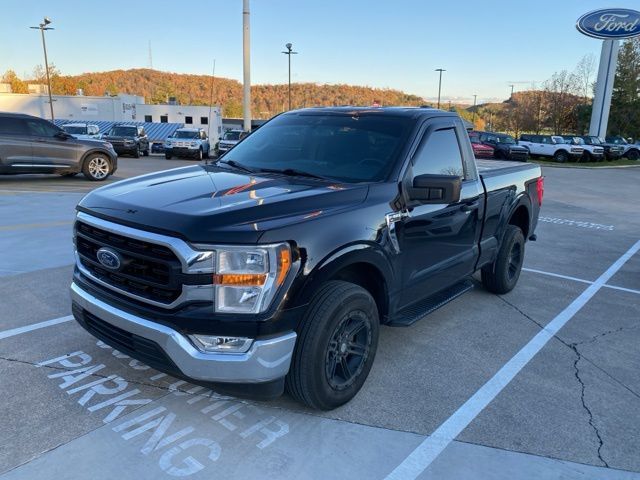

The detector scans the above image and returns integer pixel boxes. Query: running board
[388,280,474,327]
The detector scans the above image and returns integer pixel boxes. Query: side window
[412,128,464,178]
[144,115,153,123]
[200,116,208,125]
[185,116,193,125]
[160,115,168,123]
[26,120,60,137]
[0,117,28,135]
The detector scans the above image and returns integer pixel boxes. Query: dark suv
[0,112,117,181]
[103,124,149,158]
[474,131,529,161]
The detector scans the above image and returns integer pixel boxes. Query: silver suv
[164,128,210,160]
[0,112,117,181]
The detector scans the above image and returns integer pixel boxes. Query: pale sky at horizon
[1,0,638,104]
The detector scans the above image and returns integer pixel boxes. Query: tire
[627,149,640,161]
[133,146,141,158]
[554,150,569,163]
[481,225,525,294]
[82,153,112,181]
[494,150,504,160]
[286,281,379,410]
[582,151,592,163]
[196,148,203,161]
[143,149,150,157]
[165,154,172,160]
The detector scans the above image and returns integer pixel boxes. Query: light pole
[435,68,446,109]
[30,17,54,120]
[282,43,298,110]
[509,84,515,100]
[472,94,477,125]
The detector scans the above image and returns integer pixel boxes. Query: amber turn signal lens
[213,273,267,286]
[276,247,291,287]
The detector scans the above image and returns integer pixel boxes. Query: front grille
[73,304,182,376]
[75,221,183,304]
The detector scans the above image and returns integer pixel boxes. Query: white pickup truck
[519,134,584,163]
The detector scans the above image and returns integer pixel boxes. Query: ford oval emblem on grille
[96,247,122,270]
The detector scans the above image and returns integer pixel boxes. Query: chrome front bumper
[71,282,296,383]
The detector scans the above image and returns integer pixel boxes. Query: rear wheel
[481,225,525,294]
[82,154,112,181]
[627,149,640,161]
[286,281,379,410]
[554,150,569,163]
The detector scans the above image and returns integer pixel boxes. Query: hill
[34,68,425,118]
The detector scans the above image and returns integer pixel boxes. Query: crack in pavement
[568,343,610,468]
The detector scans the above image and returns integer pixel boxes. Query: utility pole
[30,17,54,120]
[435,68,446,109]
[509,84,515,100]
[242,0,251,133]
[282,43,298,110]
[472,94,477,125]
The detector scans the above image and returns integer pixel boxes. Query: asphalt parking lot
[1,158,639,479]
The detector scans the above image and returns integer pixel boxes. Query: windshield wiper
[257,168,331,180]
[217,160,255,174]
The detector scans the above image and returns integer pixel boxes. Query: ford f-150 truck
[70,107,543,410]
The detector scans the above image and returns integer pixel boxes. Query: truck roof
[286,106,458,120]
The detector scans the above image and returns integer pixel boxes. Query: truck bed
[476,159,540,178]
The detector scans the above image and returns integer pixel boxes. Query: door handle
[461,201,479,212]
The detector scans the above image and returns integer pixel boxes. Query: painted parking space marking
[385,239,640,480]
[539,216,615,231]
[523,267,640,295]
[0,315,73,340]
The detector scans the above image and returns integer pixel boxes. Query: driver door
[27,118,83,168]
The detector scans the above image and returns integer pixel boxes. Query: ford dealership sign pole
[576,9,640,138]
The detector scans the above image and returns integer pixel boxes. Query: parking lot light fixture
[282,43,298,111]
[30,17,55,121]
[435,68,446,109]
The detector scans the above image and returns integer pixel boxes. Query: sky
[1,0,638,104]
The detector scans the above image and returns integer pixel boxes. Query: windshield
[62,125,88,134]
[108,126,137,137]
[223,131,242,141]
[172,131,199,139]
[496,135,516,145]
[586,136,601,145]
[221,113,414,183]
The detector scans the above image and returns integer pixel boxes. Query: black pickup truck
[71,107,543,410]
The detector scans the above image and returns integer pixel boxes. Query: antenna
[148,40,153,69]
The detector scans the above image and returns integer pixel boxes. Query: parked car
[518,134,583,163]
[0,112,117,181]
[70,107,543,410]
[61,123,101,140]
[581,136,625,160]
[475,131,529,161]
[605,136,640,160]
[468,132,494,158]
[102,124,149,158]
[217,129,244,154]
[561,136,604,162]
[165,128,210,160]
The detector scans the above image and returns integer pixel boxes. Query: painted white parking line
[0,315,74,340]
[385,240,640,480]
[523,267,640,295]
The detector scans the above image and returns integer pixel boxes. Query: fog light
[189,334,253,353]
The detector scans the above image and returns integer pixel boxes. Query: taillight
[536,177,544,206]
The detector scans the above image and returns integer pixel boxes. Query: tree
[1,70,28,93]
[542,70,581,134]
[575,54,596,99]
[609,38,640,137]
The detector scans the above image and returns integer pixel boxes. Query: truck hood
[77,165,369,243]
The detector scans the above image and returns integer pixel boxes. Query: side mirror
[408,174,461,204]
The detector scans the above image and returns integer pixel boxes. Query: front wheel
[82,154,112,181]
[196,148,203,161]
[286,281,379,410]
[627,149,640,161]
[554,150,569,163]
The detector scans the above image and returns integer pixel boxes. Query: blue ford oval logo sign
[96,247,122,270]
[577,9,640,39]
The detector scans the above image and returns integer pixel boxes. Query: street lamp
[30,17,55,121]
[472,94,477,125]
[435,68,446,109]
[281,43,298,110]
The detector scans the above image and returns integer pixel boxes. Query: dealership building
[0,90,223,142]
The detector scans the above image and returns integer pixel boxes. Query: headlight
[209,243,292,314]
